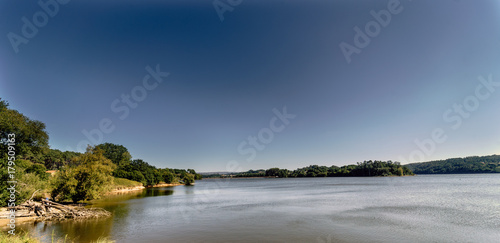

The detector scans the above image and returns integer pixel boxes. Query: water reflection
[19,214,115,242]
[183,185,195,195]
[92,187,175,205]
[142,188,175,197]
[21,187,178,243]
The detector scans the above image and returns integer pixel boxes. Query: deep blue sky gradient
[1,0,500,171]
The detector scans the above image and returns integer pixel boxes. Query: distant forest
[204,160,414,178]
[406,155,500,174]
[205,155,500,178]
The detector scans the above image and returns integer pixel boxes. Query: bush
[51,146,116,203]
[25,164,49,180]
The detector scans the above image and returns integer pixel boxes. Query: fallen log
[3,199,111,222]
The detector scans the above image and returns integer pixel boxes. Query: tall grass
[0,231,115,243]
[0,232,38,243]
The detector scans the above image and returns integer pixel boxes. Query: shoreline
[149,182,184,188]
[0,183,186,227]
[202,176,275,179]
[105,182,184,195]
[105,185,145,194]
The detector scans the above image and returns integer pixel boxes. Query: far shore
[202,175,416,179]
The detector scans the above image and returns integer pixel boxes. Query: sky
[1,0,500,172]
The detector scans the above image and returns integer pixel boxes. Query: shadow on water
[19,187,177,243]
[92,187,175,206]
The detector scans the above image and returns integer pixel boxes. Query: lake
[20,174,500,242]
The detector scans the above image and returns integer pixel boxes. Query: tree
[42,149,63,170]
[52,146,116,202]
[96,143,131,167]
[0,159,11,206]
[0,99,8,111]
[265,168,280,177]
[277,169,289,178]
[161,169,175,183]
[182,173,195,185]
[187,169,202,180]
[25,163,49,180]
[0,100,49,160]
[51,167,78,202]
[129,171,146,185]
[129,159,161,186]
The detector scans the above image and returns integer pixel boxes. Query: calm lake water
[21,174,500,242]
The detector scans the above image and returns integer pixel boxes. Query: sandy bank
[106,183,184,195]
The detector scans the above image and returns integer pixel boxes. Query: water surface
[21,174,500,242]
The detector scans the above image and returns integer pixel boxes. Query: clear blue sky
[1,0,500,172]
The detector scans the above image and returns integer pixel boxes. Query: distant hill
[406,155,500,174]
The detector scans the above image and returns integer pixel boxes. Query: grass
[0,231,115,243]
[0,232,38,243]
[111,177,143,190]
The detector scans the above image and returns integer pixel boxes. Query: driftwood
[3,198,111,222]
[28,189,40,201]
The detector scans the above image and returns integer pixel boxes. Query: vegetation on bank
[0,231,37,243]
[0,231,114,243]
[0,98,201,206]
[111,177,143,190]
[406,155,500,174]
[204,161,414,178]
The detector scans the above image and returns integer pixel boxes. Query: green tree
[187,169,202,180]
[277,169,289,178]
[161,169,175,183]
[0,99,8,111]
[42,149,81,170]
[0,159,11,206]
[96,143,132,167]
[0,99,49,160]
[0,157,48,206]
[25,163,49,180]
[182,173,195,185]
[129,171,146,185]
[129,159,161,186]
[265,168,280,177]
[52,146,116,202]
[51,167,78,202]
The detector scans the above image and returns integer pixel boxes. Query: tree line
[0,98,201,206]
[406,155,500,174]
[205,161,414,178]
